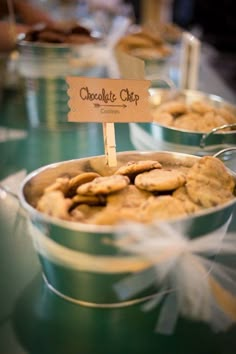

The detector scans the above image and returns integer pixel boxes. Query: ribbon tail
[209,275,236,322]
[200,257,236,294]
[174,254,211,322]
[155,291,179,335]
[215,233,236,254]
[113,267,157,301]
[141,286,171,312]
[199,257,236,331]
[189,215,232,255]
[210,300,234,333]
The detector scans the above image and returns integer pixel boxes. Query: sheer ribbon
[29,214,236,334]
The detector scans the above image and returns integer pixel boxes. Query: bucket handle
[213,147,236,174]
[200,123,236,148]
[213,146,236,158]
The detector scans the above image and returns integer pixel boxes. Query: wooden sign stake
[103,122,117,167]
[180,32,200,90]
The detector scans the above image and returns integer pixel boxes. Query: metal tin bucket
[130,89,236,155]
[18,151,236,308]
[17,40,106,129]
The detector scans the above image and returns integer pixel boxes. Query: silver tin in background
[17,39,107,130]
[130,89,236,156]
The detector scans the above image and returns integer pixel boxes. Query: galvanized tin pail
[18,151,236,312]
[17,40,106,129]
[130,89,236,155]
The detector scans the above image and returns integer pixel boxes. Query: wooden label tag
[66,77,152,123]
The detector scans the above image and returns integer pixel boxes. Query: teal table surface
[0,88,236,354]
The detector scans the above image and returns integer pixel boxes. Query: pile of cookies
[36,155,235,225]
[21,22,97,45]
[157,22,182,44]
[115,27,172,61]
[151,98,236,132]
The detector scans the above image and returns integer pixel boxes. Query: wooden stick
[180,32,200,90]
[102,122,117,167]
[188,35,200,90]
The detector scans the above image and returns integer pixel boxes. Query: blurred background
[0,0,235,94]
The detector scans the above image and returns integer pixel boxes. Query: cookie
[173,113,201,131]
[152,112,174,126]
[135,168,186,192]
[186,156,235,207]
[190,100,215,114]
[44,177,70,195]
[89,205,142,225]
[37,191,72,220]
[117,34,154,50]
[218,107,236,124]
[115,160,162,178]
[67,172,100,197]
[159,22,182,43]
[70,25,91,36]
[137,29,164,46]
[130,46,172,60]
[76,174,130,195]
[197,112,228,132]
[140,195,187,222]
[71,204,104,222]
[151,96,236,133]
[157,101,187,117]
[107,185,152,208]
[38,30,66,43]
[172,186,202,213]
[71,194,105,206]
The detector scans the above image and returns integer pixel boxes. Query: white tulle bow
[113,216,236,334]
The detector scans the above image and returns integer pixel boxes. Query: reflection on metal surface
[18,40,107,129]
